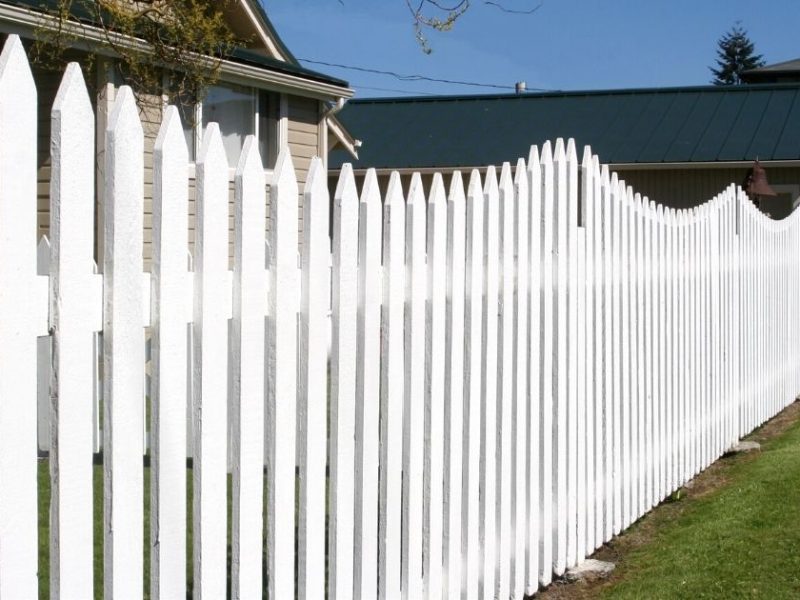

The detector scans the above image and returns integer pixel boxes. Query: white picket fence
[1,34,800,600]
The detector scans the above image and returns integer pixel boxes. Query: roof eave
[330,159,800,174]
[0,2,353,100]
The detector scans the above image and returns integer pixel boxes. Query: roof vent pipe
[515,81,527,94]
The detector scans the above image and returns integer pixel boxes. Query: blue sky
[263,0,799,98]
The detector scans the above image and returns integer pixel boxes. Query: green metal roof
[1,0,348,88]
[330,83,800,170]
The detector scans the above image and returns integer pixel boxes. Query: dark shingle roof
[1,0,348,88]
[330,83,800,170]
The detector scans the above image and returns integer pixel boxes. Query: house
[742,58,800,84]
[0,0,357,260]
[330,83,800,219]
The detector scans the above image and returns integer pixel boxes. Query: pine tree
[710,24,765,85]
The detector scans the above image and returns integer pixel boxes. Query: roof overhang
[0,1,353,100]
[327,114,359,160]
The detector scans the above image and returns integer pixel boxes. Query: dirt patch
[531,398,800,600]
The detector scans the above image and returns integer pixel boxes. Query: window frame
[163,77,287,179]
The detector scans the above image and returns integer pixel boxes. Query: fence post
[0,34,42,600]
[354,169,382,600]
[462,170,484,600]
[576,148,589,563]
[103,85,145,598]
[480,166,499,597]
[591,157,604,548]
[327,161,356,600]
[539,142,555,584]
[525,147,542,596]
[379,172,405,600]
[230,136,267,600]
[266,149,299,600]
[403,173,427,600]
[424,173,447,600]
[512,157,529,599]
[443,171,466,600]
[151,105,191,600]
[565,140,580,566]
[497,162,516,598]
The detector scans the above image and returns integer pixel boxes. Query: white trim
[326,116,359,160]
[278,94,289,154]
[239,0,287,62]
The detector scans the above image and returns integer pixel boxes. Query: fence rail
[1,35,800,599]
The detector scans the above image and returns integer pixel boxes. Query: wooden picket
[0,34,43,600]
[151,105,191,600]
[231,135,267,600]
[4,37,800,600]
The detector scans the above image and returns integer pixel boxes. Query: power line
[350,83,440,96]
[299,57,549,92]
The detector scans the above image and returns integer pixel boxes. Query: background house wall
[331,164,800,222]
[30,64,324,267]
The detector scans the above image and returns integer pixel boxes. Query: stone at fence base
[729,440,761,454]
[565,559,616,582]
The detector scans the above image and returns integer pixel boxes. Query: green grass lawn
[600,410,800,599]
[36,405,800,599]
[37,460,198,600]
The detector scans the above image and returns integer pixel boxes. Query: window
[180,83,279,170]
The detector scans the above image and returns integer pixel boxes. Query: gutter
[330,159,800,175]
[0,3,353,101]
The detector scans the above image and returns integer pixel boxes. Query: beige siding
[32,68,325,267]
[346,166,800,221]
[617,166,800,217]
[287,96,321,243]
[139,92,162,265]
[34,67,61,242]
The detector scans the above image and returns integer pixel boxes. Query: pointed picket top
[648,200,657,221]
[601,166,612,209]
[335,162,358,205]
[361,167,381,206]
[610,172,620,202]
[515,157,528,200]
[553,137,566,162]
[52,62,92,127]
[430,171,447,208]
[634,192,644,215]
[108,85,142,140]
[499,161,514,199]
[484,164,499,200]
[541,140,554,166]
[592,154,601,179]
[528,145,541,170]
[305,155,328,202]
[0,34,34,97]
[155,106,188,165]
[467,168,483,202]
[386,170,404,207]
[235,133,262,181]
[580,145,593,170]
[408,171,426,209]
[197,121,226,169]
[449,170,466,206]
[566,138,578,165]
